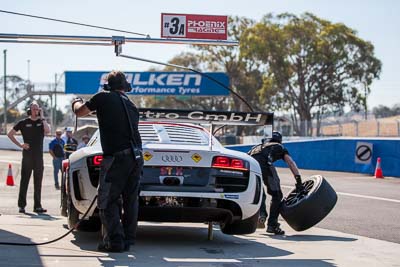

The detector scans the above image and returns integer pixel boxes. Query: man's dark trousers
[18,150,44,210]
[98,150,141,249]
[261,165,283,228]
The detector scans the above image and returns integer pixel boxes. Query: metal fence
[275,115,400,137]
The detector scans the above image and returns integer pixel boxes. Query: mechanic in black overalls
[7,102,51,213]
[248,131,302,235]
[72,70,143,252]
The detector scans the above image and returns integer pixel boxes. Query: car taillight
[62,159,69,172]
[93,155,103,166]
[231,158,245,169]
[212,156,230,168]
[212,156,248,171]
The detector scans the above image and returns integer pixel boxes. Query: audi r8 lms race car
[60,109,273,235]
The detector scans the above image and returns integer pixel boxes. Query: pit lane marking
[281,185,400,204]
[0,159,52,168]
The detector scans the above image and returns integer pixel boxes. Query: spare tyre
[280,175,337,231]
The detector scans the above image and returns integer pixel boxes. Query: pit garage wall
[227,138,400,177]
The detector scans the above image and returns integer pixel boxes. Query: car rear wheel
[60,171,68,217]
[280,175,337,231]
[220,209,259,235]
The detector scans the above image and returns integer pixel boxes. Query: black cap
[270,131,282,143]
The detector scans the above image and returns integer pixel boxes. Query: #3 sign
[355,142,373,164]
[161,13,228,40]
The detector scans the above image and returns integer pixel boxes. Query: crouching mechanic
[248,131,303,235]
[72,70,143,252]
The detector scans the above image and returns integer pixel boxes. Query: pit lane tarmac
[0,216,399,267]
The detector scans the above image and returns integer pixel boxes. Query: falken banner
[64,71,230,96]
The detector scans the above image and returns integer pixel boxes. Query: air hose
[0,196,97,246]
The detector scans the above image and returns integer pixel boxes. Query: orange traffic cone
[6,164,15,186]
[374,157,384,179]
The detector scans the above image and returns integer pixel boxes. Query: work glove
[71,97,84,112]
[295,175,304,193]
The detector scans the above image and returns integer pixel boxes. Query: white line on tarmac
[335,192,400,204]
[0,160,20,164]
[164,258,241,263]
[282,185,400,204]
[0,159,52,168]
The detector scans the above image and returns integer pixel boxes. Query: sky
[0,0,399,110]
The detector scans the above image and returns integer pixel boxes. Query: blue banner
[65,71,230,96]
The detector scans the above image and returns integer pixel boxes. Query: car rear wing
[139,108,273,126]
[139,109,273,149]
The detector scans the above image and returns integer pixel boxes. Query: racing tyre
[220,210,259,235]
[67,192,79,230]
[280,175,337,231]
[60,171,68,217]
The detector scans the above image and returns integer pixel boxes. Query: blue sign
[65,71,229,96]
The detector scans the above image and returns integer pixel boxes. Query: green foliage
[146,13,382,137]
[193,16,263,113]
[373,104,400,118]
[240,12,381,135]
[0,108,20,123]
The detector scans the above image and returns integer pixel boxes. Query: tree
[0,75,31,106]
[0,107,20,123]
[240,13,382,136]
[193,16,263,113]
[373,104,400,118]
[192,16,265,136]
[140,52,211,110]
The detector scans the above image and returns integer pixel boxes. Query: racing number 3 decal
[162,15,186,37]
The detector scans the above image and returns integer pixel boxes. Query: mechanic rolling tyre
[60,171,68,217]
[280,175,337,231]
[67,192,79,230]
[220,210,259,235]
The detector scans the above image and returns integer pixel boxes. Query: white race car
[61,109,273,235]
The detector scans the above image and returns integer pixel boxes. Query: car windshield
[87,123,210,147]
[139,123,209,145]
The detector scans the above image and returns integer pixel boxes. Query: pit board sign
[161,13,228,40]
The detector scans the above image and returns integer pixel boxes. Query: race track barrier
[0,135,52,152]
[227,138,400,178]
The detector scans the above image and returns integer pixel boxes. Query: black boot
[266,223,285,235]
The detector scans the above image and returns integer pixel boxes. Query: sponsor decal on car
[143,151,153,161]
[224,194,239,199]
[162,155,183,163]
[191,153,202,163]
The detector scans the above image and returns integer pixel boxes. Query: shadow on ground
[266,233,357,242]
[17,212,60,221]
[0,229,43,266]
[68,224,337,267]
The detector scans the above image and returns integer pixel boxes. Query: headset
[103,71,132,92]
[26,102,41,116]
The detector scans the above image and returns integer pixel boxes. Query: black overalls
[13,118,45,210]
[86,91,143,250]
[248,142,289,227]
